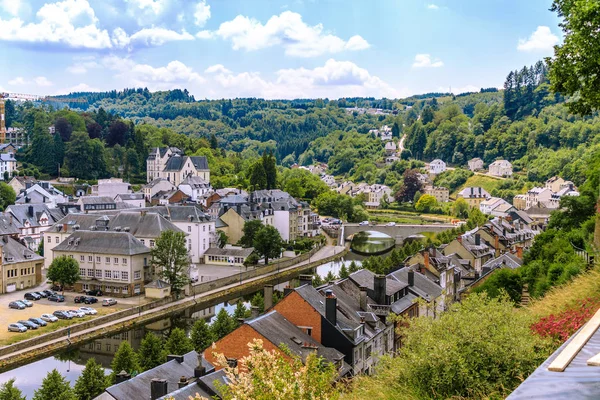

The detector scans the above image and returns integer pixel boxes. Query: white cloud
[60,83,101,93]
[196,30,213,39]
[517,26,559,52]
[35,77,53,87]
[205,64,231,74]
[117,27,195,47]
[194,0,210,27]
[427,4,439,10]
[127,0,168,15]
[412,54,444,68]
[1,0,23,16]
[0,0,113,49]
[8,77,27,86]
[215,11,370,57]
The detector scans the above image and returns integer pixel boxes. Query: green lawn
[452,174,505,197]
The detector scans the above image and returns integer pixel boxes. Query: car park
[9,301,25,310]
[17,320,39,330]
[53,311,72,320]
[78,307,97,315]
[24,292,41,300]
[19,300,33,308]
[29,317,47,327]
[86,289,103,297]
[35,291,48,298]
[67,310,85,318]
[40,313,58,322]
[8,323,27,333]
[102,298,117,306]
[48,294,65,302]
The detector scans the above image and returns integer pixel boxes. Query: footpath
[0,245,346,370]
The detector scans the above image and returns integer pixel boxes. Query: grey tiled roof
[349,269,407,296]
[204,247,254,258]
[389,267,442,301]
[189,156,209,170]
[481,252,523,270]
[5,204,65,228]
[53,231,150,255]
[390,293,418,314]
[115,193,144,201]
[80,196,115,204]
[0,236,43,264]
[145,279,170,289]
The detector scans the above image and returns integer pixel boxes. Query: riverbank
[0,245,346,372]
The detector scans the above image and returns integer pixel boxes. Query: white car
[386,222,396,226]
[78,307,97,315]
[40,313,59,322]
[19,299,33,308]
[359,221,370,226]
[67,310,85,318]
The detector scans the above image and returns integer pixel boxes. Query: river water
[0,248,385,397]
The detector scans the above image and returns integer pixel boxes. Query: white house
[321,174,337,188]
[428,159,446,175]
[526,187,553,209]
[385,141,397,155]
[142,178,175,202]
[467,158,484,171]
[158,206,215,264]
[15,183,67,208]
[92,178,132,199]
[0,153,17,180]
[115,193,145,208]
[489,160,513,177]
[480,197,510,215]
[178,176,211,202]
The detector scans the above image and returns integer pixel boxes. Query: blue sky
[0,0,561,99]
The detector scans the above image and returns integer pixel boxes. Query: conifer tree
[0,379,25,400]
[74,358,107,400]
[191,319,215,352]
[164,328,194,356]
[109,342,140,384]
[33,369,76,400]
[137,333,165,371]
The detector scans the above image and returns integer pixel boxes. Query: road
[0,245,346,367]
[398,134,406,153]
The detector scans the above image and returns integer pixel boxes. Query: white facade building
[92,178,132,199]
[178,176,211,202]
[467,158,484,171]
[428,159,447,175]
[488,160,513,177]
[0,153,17,180]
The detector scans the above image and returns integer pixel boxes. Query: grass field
[452,174,506,197]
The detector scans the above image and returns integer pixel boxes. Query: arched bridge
[341,223,456,245]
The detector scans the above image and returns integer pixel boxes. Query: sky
[0,0,562,100]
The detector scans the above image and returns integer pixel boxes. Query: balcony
[368,304,391,316]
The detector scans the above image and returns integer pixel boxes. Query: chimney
[475,233,481,246]
[263,284,274,310]
[194,354,207,378]
[250,306,260,319]
[424,251,430,270]
[283,287,293,296]
[226,358,238,368]
[150,379,168,400]
[298,274,313,287]
[115,370,131,384]
[28,205,33,217]
[167,355,184,363]
[63,223,68,232]
[494,235,500,257]
[374,275,387,305]
[359,286,368,311]
[516,246,523,258]
[178,376,188,389]
[408,270,414,287]
[325,290,337,326]
[457,235,462,244]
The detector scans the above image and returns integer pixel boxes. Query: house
[77,196,117,212]
[161,155,210,187]
[488,160,513,177]
[442,231,495,273]
[252,190,306,241]
[0,143,17,154]
[385,155,400,165]
[114,193,145,208]
[428,159,446,175]
[5,204,64,250]
[526,187,553,209]
[92,178,132,198]
[525,206,553,226]
[545,176,569,193]
[321,174,337,188]
[142,178,176,202]
[490,202,516,217]
[0,234,44,294]
[467,157,484,171]
[144,280,171,299]
[480,197,509,215]
[8,176,37,194]
[5,128,26,148]
[178,176,211,202]
[384,141,397,155]
[15,183,68,207]
[0,152,17,180]
[423,185,449,203]
[204,310,350,377]
[360,184,393,209]
[154,190,189,205]
[199,188,246,209]
[52,230,151,296]
[146,147,183,182]
[457,187,491,208]
[273,284,394,375]
[204,246,254,267]
[513,194,527,210]
[389,267,444,317]
[549,186,580,209]
[214,195,274,244]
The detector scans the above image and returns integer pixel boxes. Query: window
[96,269,102,278]
[106,344,111,352]
[96,256,101,263]
[87,269,93,277]
[365,346,372,360]
[134,270,141,280]
[203,225,206,232]
[47,236,51,243]
[105,257,110,263]
[55,237,59,243]
[105,270,111,278]
[82,284,89,290]
[122,258,127,264]
[114,257,118,264]
[112,271,119,279]
[121,271,128,281]
[79,268,85,276]
[80,255,85,261]
[188,226,192,232]
[89,256,93,262]
[150,240,155,247]
[140,239,145,245]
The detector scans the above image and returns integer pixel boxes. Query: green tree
[253,225,283,265]
[137,333,165,371]
[210,133,218,149]
[451,197,470,219]
[211,308,236,339]
[472,269,523,304]
[348,261,360,273]
[262,150,277,190]
[339,264,349,279]
[250,292,265,312]
[395,169,423,203]
[191,319,215,352]
[74,358,107,400]
[392,121,400,138]
[0,182,16,211]
[415,194,438,213]
[53,134,65,171]
[239,220,263,248]
[217,231,229,248]
[547,0,600,114]
[421,106,435,124]
[110,342,140,384]
[47,256,80,293]
[233,302,250,323]
[165,327,194,356]
[151,230,189,294]
[249,160,267,190]
[0,379,25,400]
[33,369,76,400]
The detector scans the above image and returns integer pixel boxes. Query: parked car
[9,301,25,310]
[74,296,87,303]
[40,313,59,322]
[67,310,85,318]
[84,296,98,304]
[386,221,396,226]
[359,220,369,226]
[53,311,72,320]
[29,317,47,327]
[50,284,63,292]
[48,294,65,302]
[19,300,33,308]
[78,307,97,315]
[35,291,48,298]
[24,292,41,301]
[8,323,27,333]
[102,298,117,307]
[42,290,55,297]
[17,320,39,330]
[86,289,103,297]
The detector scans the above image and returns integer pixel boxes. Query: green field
[452,174,505,197]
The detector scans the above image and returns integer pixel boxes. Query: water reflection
[350,230,395,255]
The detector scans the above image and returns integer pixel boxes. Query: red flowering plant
[531,297,600,344]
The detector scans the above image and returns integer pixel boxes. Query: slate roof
[481,252,523,270]
[390,292,418,314]
[115,193,144,201]
[156,382,212,400]
[197,370,227,399]
[0,215,20,235]
[204,247,254,258]
[349,269,407,296]
[389,267,443,302]
[0,236,43,264]
[142,178,174,189]
[0,153,16,162]
[53,231,150,255]
[145,280,170,289]
[180,176,210,188]
[79,196,115,204]
[103,351,214,400]
[163,155,208,172]
[5,204,65,228]
[458,187,490,198]
[189,156,209,170]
